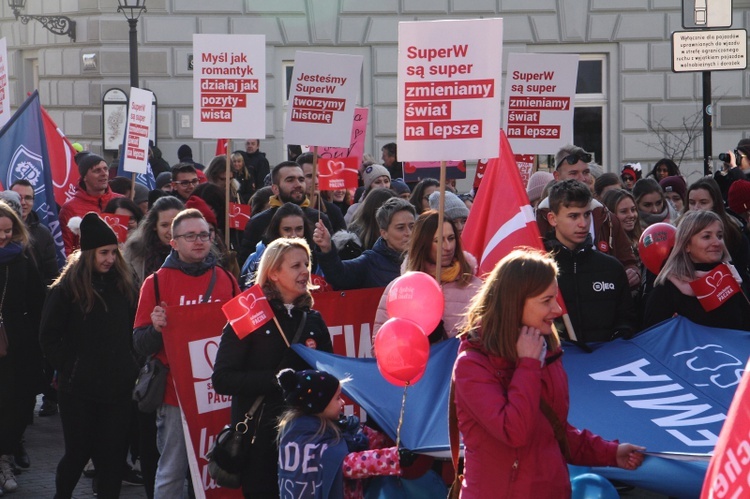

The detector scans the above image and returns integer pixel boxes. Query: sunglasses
[557,153,592,169]
[622,175,634,182]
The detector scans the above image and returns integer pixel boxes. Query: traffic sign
[671,29,747,72]
[682,0,732,29]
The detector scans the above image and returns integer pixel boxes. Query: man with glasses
[59,153,123,254]
[170,163,200,202]
[133,209,239,499]
[536,144,640,289]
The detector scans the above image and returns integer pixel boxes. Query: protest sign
[228,202,251,230]
[403,160,466,183]
[101,213,130,243]
[503,53,579,154]
[221,284,273,339]
[515,154,536,187]
[0,38,9,129]
[193,34,265,139]
[397,18,503,161]
[161,302,242,499]
[285,51,363,148]
[314,107,368,159]
[122,87,153,174]
[690,263,742,312]
[317,156,359,190]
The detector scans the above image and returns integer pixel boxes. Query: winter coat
[25,210,61,284]
[212,292,333,498]
[58,184,123,255]
[39,270,139,402]
[241,150,271,191]
[545,236,638,342]
[453,337,618,499]
[316,237,403,290]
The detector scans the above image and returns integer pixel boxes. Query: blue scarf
[278,415,351,499]
[0,242,23,264]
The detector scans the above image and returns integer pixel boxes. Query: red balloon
[638,222,676,275]
[386,271,444,335]
[374,318,430,386]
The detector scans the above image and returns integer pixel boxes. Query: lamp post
[8,0,76,42]
[116,0,147,89]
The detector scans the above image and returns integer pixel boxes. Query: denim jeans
[154,403,188,499]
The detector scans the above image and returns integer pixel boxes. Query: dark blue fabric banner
[0,91,65,266]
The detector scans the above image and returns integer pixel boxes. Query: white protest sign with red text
[193,34,265,139]
[221,284,274,339]
[285,51,363,148]
[313,107,368,159]
[0,38,9,129]
[515,155,536,187]
[503,53,579,154]
[122,87,153,174]
[397,18,503,161]
[317,156,359,191]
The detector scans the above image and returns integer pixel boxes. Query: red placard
[316,156,359,191]
[689,263,742,312]
[221,284,273,339]
[101,213,129,243]
[228,202,251,230]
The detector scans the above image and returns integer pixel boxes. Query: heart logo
[705,270,726,292]
[203,340,219,371]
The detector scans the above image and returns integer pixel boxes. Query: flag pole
[435,160,447,281]
[225,141,231,248]
[312,146,320,222]
[130,172,136,200]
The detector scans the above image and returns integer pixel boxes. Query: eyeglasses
[173,232,211,242]
[174,179,200,187]
[556,152,592,169]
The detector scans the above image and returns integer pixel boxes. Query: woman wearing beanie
[428,190,471,237]
[659,175,687,213]
[0,201,46,496]
[39,212,140,498]
[620,165,641,191]
[344,164,392,225]
[276,368,404,499]
[526,171,555,208]
[212,238,333,498]
[373,210,482,343]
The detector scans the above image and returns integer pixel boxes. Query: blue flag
[0,91,65,267]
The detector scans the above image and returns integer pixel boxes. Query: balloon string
[396,382,409,448]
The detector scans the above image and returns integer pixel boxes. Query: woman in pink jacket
[453,249,644,498]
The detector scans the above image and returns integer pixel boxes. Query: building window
[573,55,607,166]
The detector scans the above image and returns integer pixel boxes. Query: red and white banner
[101,213,129,243]
[193,34,266,139]
[515,154,536,188]
[215,138,229,157]
[502,53,579,154]
[317,156,359,191]
[40,104,78,205]
[161,302,242,499]
[690,263,742,312]
[314,107,368,159]
[285,51,363,148]
[228,202,251,230]
[461,131,543,276]
[221,284,273,339]
[123,87,153,174]
[701,360,750,499]
[0,38,9,129]
[397,18,503,161]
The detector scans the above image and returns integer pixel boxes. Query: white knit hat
[361,164,391,189]
[526,171,554,203]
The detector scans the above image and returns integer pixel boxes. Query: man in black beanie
[58,153,123,255]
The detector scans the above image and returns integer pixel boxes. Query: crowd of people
[2,135,749,498]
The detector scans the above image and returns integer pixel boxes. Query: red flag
[701,360,750,499]
[317,156,359,191]
[221,284,274,339]
[215,139,229,156]
[101,213,129,243]
[461,130,544,276]
[40,105,78,206]
[228,202,251,230]
[690,263,742,312]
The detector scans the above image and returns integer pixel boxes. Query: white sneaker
[0,455,17,492]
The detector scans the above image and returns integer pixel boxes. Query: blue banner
[0,91,65,266]
[294,317,750,497]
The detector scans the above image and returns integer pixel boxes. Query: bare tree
[637,107,703,166]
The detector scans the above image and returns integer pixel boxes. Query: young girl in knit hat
[276,368,405,499]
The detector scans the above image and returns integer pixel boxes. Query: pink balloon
[386,271,444,335]
[374,318,430,386]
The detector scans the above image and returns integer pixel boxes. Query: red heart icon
[203,340,219,372]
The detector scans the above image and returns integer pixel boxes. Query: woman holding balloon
[453,249,645,498]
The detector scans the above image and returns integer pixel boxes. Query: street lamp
[116,0,147,90]
[8,0,76,42]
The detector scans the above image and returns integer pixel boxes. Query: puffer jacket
[453,337,618,499]
[316,237,404,290]
[58,185,123,255]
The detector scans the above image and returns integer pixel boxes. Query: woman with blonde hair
[0,201,46,496]
[212,238,333,498]
[453,248,644,498]
[40,213,140,498]
[644,210,750,329]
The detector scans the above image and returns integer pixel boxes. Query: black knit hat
[277,369,340,415]
[77,153,106,178]
[80,212,118,250]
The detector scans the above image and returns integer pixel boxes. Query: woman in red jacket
[453,248,644,498]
